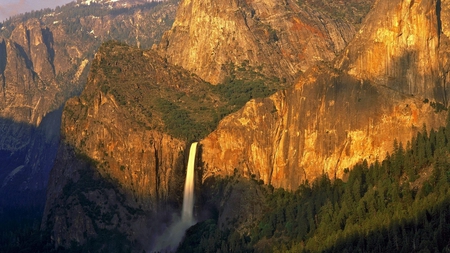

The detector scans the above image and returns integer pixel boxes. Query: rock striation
[1,19,58,126]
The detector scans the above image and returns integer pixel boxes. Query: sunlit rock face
[1,19,58,126]
[156,0,372,84]
[336,0,446,102]
[200,0,450,190]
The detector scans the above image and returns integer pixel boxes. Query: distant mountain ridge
[79,0,166,8]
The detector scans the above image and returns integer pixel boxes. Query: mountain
[200,0,449,190]
[40,0,450,251]
[40,40,288,252]
[0,0,177,212]
[181,0,450,251]
[39,0,378,251]
[41,42,193,251]
[155,0,374,84]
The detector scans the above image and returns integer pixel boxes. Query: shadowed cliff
[0,107,61,210]
[0,0,178,214]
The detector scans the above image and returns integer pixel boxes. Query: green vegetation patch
[85,41,285,142]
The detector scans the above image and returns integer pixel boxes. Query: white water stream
[182,142,197,224]
[151,142,198,252]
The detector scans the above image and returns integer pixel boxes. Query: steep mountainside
[0,0,177,210]
[200,0,449,190]
[41,41,225,251]
[155,0,374,84]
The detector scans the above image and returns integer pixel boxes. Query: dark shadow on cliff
[0,107,62,252]
[0,39,6,91]
[0,109,61,206]
[0,107,62,210]
[42,139,190,252]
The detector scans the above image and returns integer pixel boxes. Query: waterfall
[150,142,198,252]
[182,142,197,224]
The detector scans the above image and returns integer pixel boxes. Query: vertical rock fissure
[41,28,56,75]
[443,71,449,107]
[270,91,288,186]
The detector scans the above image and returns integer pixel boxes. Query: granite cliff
[41,41,226,250]
[40,0,379,249]
[155,0,373,84]
[200,0,450,189]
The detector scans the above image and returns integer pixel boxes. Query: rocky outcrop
[201,66,446,189]
[1,21,56,126]
[156,0,373,84]
[200,0,450,190]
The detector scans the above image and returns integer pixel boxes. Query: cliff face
[156,0,373,84]
[1,19,58,126]
[200,0,449,190]
[42,42,221,250]
[0,19,72,210]
[336,0,445,101]
[0,1,177,210]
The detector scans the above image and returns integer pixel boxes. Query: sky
[0,0,74,22]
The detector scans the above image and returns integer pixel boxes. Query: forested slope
[179,111,450,253]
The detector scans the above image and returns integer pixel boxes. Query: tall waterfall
[182,142,197,224]
[150,142,198,252]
